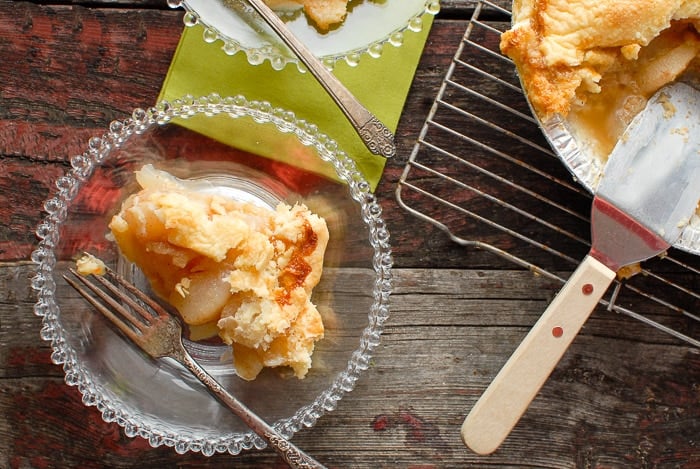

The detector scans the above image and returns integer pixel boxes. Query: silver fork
[63,265,326,469]
[242,0,396,158]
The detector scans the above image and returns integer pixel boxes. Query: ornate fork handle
[178,350,325,468]
[245,0,396,158]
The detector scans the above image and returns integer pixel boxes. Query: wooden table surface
[1,1,699,468]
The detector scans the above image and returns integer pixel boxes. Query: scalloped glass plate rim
[169,0,440,69]
[30,94,393,456]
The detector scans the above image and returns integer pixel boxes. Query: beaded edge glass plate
[168,0,440,70]
[30,95,393,455]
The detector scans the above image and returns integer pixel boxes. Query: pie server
[461,82,700,455]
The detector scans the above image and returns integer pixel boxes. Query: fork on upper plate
[63,262,326,469]
[243,0,396,158]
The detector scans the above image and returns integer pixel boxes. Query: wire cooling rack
[396,0,700,346]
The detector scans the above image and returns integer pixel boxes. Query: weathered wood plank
[2,1,699,468]
[3,264,698,467]
[0,2,183,161]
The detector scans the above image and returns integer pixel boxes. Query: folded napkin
[158,13,434,189]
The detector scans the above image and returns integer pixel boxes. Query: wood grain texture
[3,264,699,468]
[1,1,699,468]
[0,2,182,162]
[0,1,474,266]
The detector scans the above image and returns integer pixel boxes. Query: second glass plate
[170,0,440,69]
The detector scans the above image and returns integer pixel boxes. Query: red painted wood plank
[0,3,183,161]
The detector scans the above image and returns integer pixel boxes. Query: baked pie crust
[501,0,700,157]
[108,165,329,380]
[265,0,350,30]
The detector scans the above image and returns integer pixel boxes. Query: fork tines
[63,265,163,343]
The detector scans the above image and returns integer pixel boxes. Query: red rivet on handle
[582,283,594,295]
[552,326,564,338]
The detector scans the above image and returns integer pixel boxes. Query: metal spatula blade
[593,83,700,269]
[461,82,700,455]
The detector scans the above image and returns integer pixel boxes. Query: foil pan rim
[541,114,700,256]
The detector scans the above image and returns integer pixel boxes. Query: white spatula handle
[461,255,616,455]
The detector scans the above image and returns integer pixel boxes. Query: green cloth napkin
[158,14,434,189]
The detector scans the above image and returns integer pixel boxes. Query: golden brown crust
[302,0,349,31]
[109,165,329,380]
[263,0,349,31]
[501,0,700,119]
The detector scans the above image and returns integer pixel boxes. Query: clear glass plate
[168,0,440,69]
[30,95,393,455]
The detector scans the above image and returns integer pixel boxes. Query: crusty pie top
[262,0,350,31]
[501,0,700,121]
[108,165,329,380]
